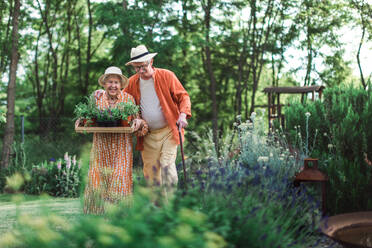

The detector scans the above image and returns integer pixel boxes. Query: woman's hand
[75,119,81,128]
[136,119,149,137]
[94,89,105,100]
[131,118,143,131]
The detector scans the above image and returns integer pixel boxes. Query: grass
[0,194,82,236]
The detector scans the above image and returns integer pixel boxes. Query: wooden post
[277,93,280,117]
[267,93,271,130]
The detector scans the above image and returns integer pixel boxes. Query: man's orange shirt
[124,67,191,151]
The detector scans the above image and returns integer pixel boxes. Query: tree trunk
[235,28,248,116]
[0,0,13,79]
[1,0,20,168]
[202,0,219,152]
[83,0,92,96]
[304,3,313,87]
[356,21,366,89]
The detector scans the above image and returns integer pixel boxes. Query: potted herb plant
[96,108,122,127]
[73,96,97,126]
[74,95,140,128]
[117,100,139,127]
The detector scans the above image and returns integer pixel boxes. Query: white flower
[305,112,311,118]
[250,112,257,119]
[239,123,248,130]
[269,153,273,157]
[66,159,71,169]
[72,155,77,166]
[323,132,327,137]
[57,161,62,170]
[328,144,333,149]
[257,156,269,163]
[64,152,69,161]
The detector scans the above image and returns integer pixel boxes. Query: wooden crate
[75,126,134,133]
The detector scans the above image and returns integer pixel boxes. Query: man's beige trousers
[141,126,178,189]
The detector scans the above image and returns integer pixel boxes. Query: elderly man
[125,45,191,194]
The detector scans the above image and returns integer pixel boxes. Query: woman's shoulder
[121,91,135,103]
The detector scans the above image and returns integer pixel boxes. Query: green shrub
[285,86,372,213]
[0,188,226,248]
[24,153,82,197]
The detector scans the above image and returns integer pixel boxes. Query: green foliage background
[285,86,372,214]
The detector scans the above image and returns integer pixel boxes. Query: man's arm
[168,72,192,120]
[168,72,191,129]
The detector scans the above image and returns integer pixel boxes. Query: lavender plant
[184,113,322,247]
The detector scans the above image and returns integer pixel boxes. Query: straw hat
[98,66,128,88]
[125,45,157,66]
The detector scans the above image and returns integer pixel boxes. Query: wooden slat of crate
[75,126,134,133]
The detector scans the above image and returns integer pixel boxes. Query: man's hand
[94,89,105,100]
[176,113,188,129]
[131,118,143,131]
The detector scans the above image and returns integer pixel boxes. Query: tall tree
[1,0,20,168]
[350,0,372,89]
[295,0,344,86]
[0,0,13,81]
[201,0,219,149]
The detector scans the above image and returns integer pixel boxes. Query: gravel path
[310,235,343,248]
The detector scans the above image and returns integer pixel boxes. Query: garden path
[0,194,81,236]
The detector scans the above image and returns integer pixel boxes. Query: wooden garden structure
[263,85,325,130]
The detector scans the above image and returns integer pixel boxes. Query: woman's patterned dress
[84,91,134,214]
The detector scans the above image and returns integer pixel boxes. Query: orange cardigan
[124,67,192,151]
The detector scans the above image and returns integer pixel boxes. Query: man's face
[132,60,154,80]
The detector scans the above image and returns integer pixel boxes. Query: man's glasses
[132,62,149,71]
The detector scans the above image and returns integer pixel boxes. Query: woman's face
[104,75,121,98]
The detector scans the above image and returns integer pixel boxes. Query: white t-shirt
[140,77,167,130]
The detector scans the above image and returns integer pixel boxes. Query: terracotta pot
[84,118,96,126]
[121,119,130,127]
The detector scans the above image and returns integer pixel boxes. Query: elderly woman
[83,66,147,214]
